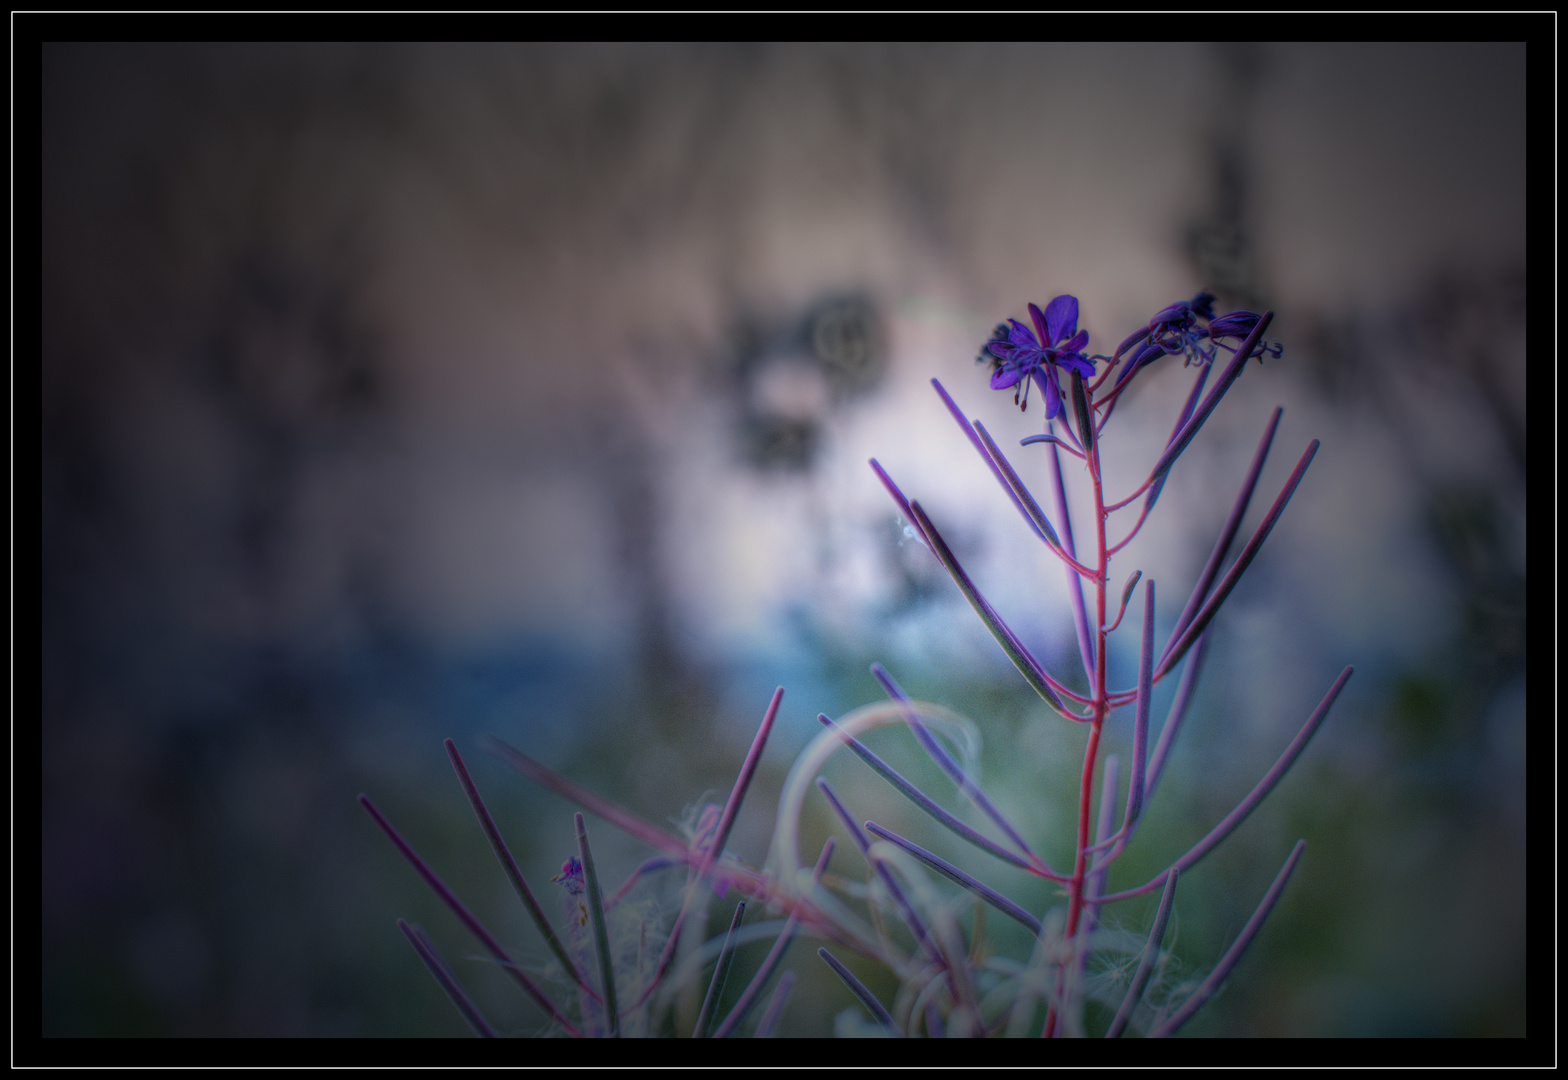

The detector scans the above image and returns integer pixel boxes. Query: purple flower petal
[1039,369,1063,420]
[1209,311,1261,341]
[1027,302,1051,345]
[1061,353,1097,379]
[1044,294,1079,343]
[991,366,1022,390]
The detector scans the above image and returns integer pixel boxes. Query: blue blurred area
[41,41,1531,1038]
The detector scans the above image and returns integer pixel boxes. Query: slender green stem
[751,972,795,1038]
[575,813,620,1037]
[693,901,746,1037]
[398,920,498,1038]
[444,740,593,998]
[818,947,900,1034]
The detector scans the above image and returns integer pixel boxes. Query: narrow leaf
[818,947,900,1033]
[1106,569,1142,633]
[693,901,746,1037]
[1164,407,1282,658]
[1144,633,1209,802]
[1123,579,1154,829]
[445,739,590,996]
[818,712,1065,881]
[1146,312,1274,488]
[1104,868,1179,1038]
[484,737,690,859]
[971,422,1062,549]
[973,421,1097,578]
[1150,842,1305,1038]
[484,736,801,919]
[864,821,1041,935]
[869,458,933,556]
[1089,755,1120,904]
[908,500,1079,720]
[575,813,620,1037]
[930,378,1060,550]
[1167,357,1214,450]
[1018,432,1082,455]
[1156,439,1318,682]
[643,687,785,1009]
[358,794,581,1037]
[871,663,1049,871]
[708,686,785,873]
[398,919,498,1038]
[752,971,795,1038]
[714,839,834,1039]
[1104,364,1212,515]
[1099,666,1351,903]
[1070,369,1095,455]
[817,778,933,957]
[1135,362,1214,518]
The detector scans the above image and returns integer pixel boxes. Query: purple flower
[1208,310,1284,362]
[984,295,1096,420]
[1116,293,1282,391]
[552,856,586,896]
[1123,291,1218,370]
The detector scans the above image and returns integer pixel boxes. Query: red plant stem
[1045,422,1113,1039]
[1104,472,1158,514]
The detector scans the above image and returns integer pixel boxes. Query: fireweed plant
[359,291,1352,1038]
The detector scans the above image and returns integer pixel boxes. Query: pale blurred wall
[42,42,1526,1037]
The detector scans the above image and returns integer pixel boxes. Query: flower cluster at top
[1116,291,1283,375]
[980,291,1284,420]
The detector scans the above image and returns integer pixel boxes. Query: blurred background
[42,42,1527,1037]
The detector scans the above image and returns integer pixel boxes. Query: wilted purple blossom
[1112,291,1282,392]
